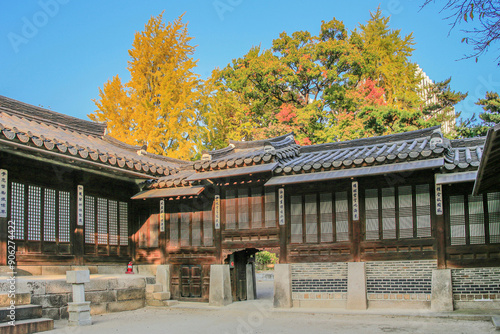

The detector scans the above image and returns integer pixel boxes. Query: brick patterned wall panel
[452,268,500,301]
[291,263,348,300]
[366,260,436,299]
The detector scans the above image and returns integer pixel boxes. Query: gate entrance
[225,249,258,301]
[180,265,202,298]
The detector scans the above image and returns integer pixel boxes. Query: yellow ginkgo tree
[90,13,201,160]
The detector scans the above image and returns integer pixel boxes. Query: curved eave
[0,138,156,181]
[474,125,500,195]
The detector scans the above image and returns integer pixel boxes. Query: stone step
[146,300,179,307]
[492,316,500,329]
[152,292,170,301]
[0,305,42,323]
[146,284,163,294]
[0,294,31,307]
[0,318,53,334]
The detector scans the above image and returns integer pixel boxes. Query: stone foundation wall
[291,263,347,307]
[365,260,436,303]
[452,267,500,310]
[0,264,158,276]
[0,274,154,320]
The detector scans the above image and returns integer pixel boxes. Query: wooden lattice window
[305,194,318,243]
[320,193,333,243]
[225,189,236,230]
[168,204,214,248]
[488,192,500,243]
[85,195,128,248]
[108,200,118,246]
[27,185,41,241]
[119,202,128,246]
[203,208,213,246]
[448,191,500,246]
[251,187,263,228]
[58,191,71,243]
[365,189,379,240]
[265,189,276,227]
[290,195,303,243]
[43,189,56,242]
[335,191,349,242]
[11,182,25,240]
[238,188,249,229]
[84,195,95,244]
[97,198,108,245]
[192,211,201,247]
[10,182,72,244]
[364,184,432,241]
[416,185,431,237]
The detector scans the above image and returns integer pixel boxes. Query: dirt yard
[45,281,496,334]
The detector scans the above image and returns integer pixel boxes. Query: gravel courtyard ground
[45,281,497,334]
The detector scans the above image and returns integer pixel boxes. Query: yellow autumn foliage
[90,13,201,160]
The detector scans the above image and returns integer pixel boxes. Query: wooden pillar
[73,179,84,266]
[279,187,287,264]
[435,183,446,269]
[351,180,361,262]
[214,187,222,264]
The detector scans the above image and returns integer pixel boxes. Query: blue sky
[1,0,499,123]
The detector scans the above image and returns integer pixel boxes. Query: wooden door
[180,265,202,298]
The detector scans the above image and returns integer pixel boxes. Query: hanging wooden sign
[352,181,359,221]
[214,195,220,229]
[435,184,443,215]
[0,170,7,218]
[278,188,285,225]
[160,200,165,232]
[77,185,84,226]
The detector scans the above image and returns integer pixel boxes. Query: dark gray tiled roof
[275,126,447,174]
[193,133,300,171]
[147,126,486,190]
[0,95,188,178]
[444,137,485,171]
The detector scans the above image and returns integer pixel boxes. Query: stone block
[72,266,98,274]
[209,265,232,306]
[274,264,292,308]
[146,277,156,284]
[347,262,367,310]
[42,266,72,276]
[107,299,144,312]
[32,294,69,308]
[68,302,92,326]
[0,292,31,307]
[85,290,116,304]
[97,265,126,274]
[15,266,43,276]
[42,307,61,320]
[136,264,157,276]
[66,270,90,284]
[152,292,170,301]
[16,280,46,295]
[108,277,146,290]
[146,284,163,293]
[84,279,109,292]
[246,264,255,300]
[45,280,72,294]
[117,288,145,301]
[90,303,107,315]
[60,306,69,319]
[156,265,170,293]
[431,269,454,312]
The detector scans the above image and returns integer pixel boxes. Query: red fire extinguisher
[125,261,134,274]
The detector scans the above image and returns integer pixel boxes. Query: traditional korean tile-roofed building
[1,94,500,316]
[0,95,188,180]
